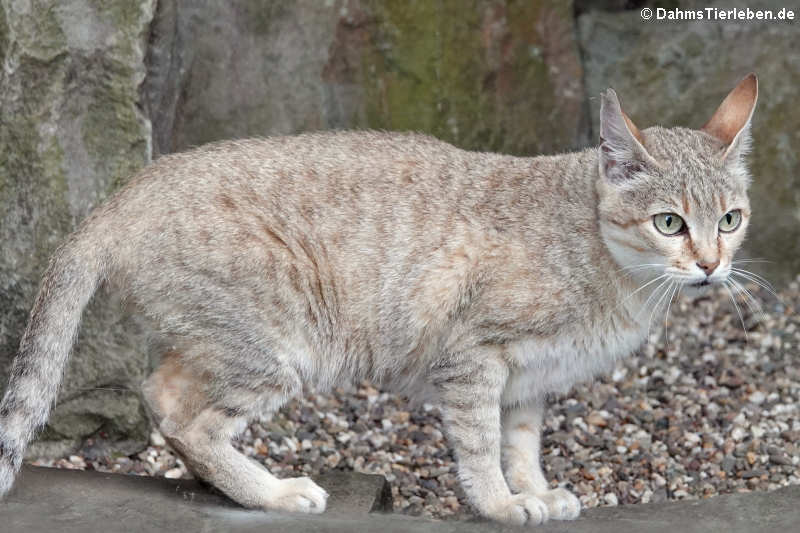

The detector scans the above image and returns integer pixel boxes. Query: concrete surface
[1,465,798,532]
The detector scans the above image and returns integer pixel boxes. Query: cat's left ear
[702,73,758,162]
[599,88,659,182]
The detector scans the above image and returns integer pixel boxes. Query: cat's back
[104,130,529,248]
[115,129,585,220]
[145,130,468,192]
[101,130,599,291]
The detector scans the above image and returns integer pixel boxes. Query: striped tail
[0,234,105,496]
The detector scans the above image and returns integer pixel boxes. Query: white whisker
[731,258,772,265]
[730,270,782,304]
[638,277,672,319]
[617,263,665,274]
[730,267,777,293]
[724,281,749,343]
[728,277,769,326]
[646,280,674,345]
[626,273,669,302]
[663,281,680,347]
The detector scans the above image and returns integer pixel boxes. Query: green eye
[719,210,742,232]
[653,213,685,235]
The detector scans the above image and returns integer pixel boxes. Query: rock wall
[0,0,156,456]
[144,0,585,157]
[1,0,798,454]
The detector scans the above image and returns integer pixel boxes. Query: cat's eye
[653,213,685,236]
[719,210,742,232]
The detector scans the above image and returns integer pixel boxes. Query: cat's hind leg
[501,401,581,520]
[141,350,328,514]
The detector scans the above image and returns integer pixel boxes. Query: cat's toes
[269,477,329,514]
[536,488,581,520]
[486,494,550,526]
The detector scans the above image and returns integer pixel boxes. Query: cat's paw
[485,493,550,526]
[534,488,581,520]
[267,477,329,514]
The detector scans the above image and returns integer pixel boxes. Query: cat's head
[596,74,758,292]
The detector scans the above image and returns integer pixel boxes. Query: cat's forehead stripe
[688,180,725,216]
[681,191,690,215]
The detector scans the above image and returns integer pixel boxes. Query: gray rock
[5,465,800,532]
[143,0,346,156]
[144,0,586,157]
[7,466,390,523]
[0,0,156,457]
[721,455,736,472]
[578,0,800,285]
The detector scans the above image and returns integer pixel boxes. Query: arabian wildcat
[0,74,757,525]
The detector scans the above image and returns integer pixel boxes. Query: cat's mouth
[688,279,713,288]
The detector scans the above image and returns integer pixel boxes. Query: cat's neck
[468,146,647,332]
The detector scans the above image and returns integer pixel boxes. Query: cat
[0,73,757,525]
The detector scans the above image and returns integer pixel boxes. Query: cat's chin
[682,280,717,297]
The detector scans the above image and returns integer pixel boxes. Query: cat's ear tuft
[702,73,758,162]
[599,88,654,182]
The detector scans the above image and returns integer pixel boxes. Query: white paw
[268,477,329,514]
[486,493,550,526]
[535,488,581,520]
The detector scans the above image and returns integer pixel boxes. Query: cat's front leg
[432,350,551,526]
[501,401,581,520]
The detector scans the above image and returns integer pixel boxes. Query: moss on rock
[358,0,583,156]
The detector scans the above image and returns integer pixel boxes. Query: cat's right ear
[599,89,656,182]
[701,73,758,163]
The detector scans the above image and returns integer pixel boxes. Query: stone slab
[2,465,392,532]
[2,465,800,532]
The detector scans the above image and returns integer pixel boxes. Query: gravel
[30,275,800,520]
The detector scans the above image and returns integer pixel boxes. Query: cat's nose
[696,259,720,276]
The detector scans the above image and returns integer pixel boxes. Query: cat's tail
[0,228,106,497]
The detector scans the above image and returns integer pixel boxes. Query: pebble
[731,427,748,442]
[748,391,766,404]
[164,467,183,479]
[150,431,166,447]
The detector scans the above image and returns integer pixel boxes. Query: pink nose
[697,259,720,276]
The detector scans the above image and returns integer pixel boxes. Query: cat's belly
[501,325,645,406]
